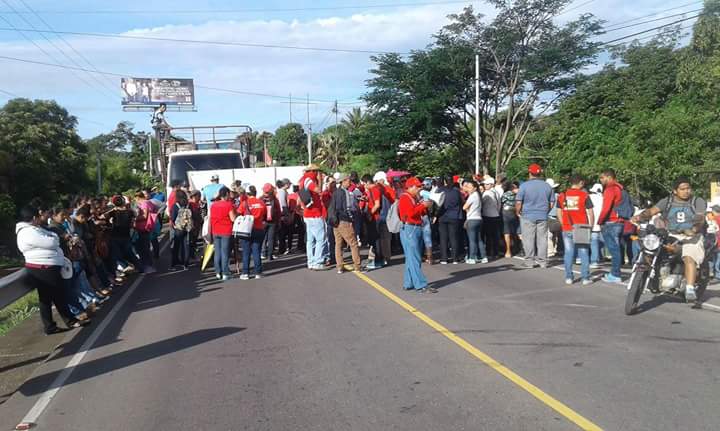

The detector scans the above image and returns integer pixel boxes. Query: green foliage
[0,98,89,209]
[269,123,307,166]
[0,290,39,338]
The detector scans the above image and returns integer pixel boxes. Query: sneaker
[685,285,697,302]
[254,274,263,280]
[479,258,489,264]
[452,261,459,265]
[222,275,232,282]
[582,279,593,286]
[441,261,448,265]
[465,259,477,264]
[589,263,601,269]
[601,274,623,284]
[144,266,157,274]
[565,279,573,285]
[216,274,222,280]
[366,260,378,270]
[240,274,250,280]
[337,269,344,274]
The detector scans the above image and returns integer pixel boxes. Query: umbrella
[386,169,411,179]
[201,244,215,271]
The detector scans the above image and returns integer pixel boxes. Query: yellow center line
[350,269,603,431]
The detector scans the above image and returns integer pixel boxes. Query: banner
[121,78,195,106]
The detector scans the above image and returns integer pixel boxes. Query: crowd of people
[15,161,720,334]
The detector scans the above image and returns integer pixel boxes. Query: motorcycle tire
[693,262,710,305]
[625,271,647,316]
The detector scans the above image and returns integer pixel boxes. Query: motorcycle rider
[632,177,707,301]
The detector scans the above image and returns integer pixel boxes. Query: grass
[0,256,22,270]
[0,291,39,337]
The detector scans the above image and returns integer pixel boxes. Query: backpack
[175,205,194,232]
[614,188,635,220]
[327,190,339,228]
[663,195,699,233]
[386,199,402,233]
[379,190,391,222]
[298,188,313,207]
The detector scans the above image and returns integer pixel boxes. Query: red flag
[264,142,273,166]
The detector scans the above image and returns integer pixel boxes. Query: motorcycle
[624,224,716,315]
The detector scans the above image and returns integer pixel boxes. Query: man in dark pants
[16,206,89,334]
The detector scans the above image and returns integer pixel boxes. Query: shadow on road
[19,327,245,397]
[429,264,522,290]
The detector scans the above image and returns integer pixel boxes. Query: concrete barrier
[0,269,33,310]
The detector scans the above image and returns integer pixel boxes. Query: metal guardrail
[0,269,33,311]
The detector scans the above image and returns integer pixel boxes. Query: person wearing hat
[481,176,503,258]
[329,174,363,273]
[367,171,394,269]
[261,183,281,261]
[201,174,226,209]
[299,163,328,270]
[588,183,605,268]
[399,177,436,293]
[545,178,562,258]
[516,164,554,268]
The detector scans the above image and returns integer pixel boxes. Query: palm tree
[314,133,345,171]
[341,107,367,133]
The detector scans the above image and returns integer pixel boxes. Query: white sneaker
[240,274,250,280]
[222,274,232,281]
[565,279,573,285]
[254,274,263,280]
[685,285,697,302]
[582,279,593,286]
[479,258,489,264]
[589,263,601,269]
[465,259,477,264]
[216,274,222,280]
[441,261,448,265]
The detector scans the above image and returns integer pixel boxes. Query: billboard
[121,78,195,106]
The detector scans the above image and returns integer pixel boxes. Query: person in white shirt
[481,177,503,258]
[588,183,605,268]
[463,180,487,264]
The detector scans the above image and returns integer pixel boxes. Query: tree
[269,123,307,166]
[0,98,89,208]
[364,3,602,175]
[85,122,150,194]
[341,107,368,134]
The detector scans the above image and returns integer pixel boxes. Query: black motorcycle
[625,224,715,315]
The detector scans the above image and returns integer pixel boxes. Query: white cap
[373,171,387,183]
[590,183,603,194]
[333,172,341,181]
[546,178,559,189]
[482,176,495,185]
[210,174,220,181]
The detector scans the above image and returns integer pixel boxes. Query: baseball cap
[590,183,603,194]
[336,173,351,182]
[483,176,495,185]
[263,183,274,193]
[211,174,220,181]
[545,178,559,189]
[405,177,423,189]
[528,164,542,175]
[373,171,387,183]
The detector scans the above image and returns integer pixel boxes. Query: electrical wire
[603,1,702,29]
[605,24,695,48]
[599,14,700,46]
[601,8,703,33]
[0,26,410,55]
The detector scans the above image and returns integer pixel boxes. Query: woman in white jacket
[16,206,88,334]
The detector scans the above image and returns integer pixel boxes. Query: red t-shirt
[166,189,177,216]
[211,200,235,236]
[558,189,593,232]
[398,193,426,225]
[370,186,395,222]
[300,174,323,218]
[239,197,267,231]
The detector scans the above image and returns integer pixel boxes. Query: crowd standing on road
[14,160,720,334]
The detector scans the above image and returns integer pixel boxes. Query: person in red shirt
[557,174,595,286]
[398,177,435,293]
[237,185,268,280]
[210,187,237,281]
[598,169,626,283]
[261,183,281,261]
[368,171,395,269]
[299,164,327,270]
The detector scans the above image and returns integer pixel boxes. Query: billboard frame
[121,77,196,110]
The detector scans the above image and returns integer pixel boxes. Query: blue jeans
[466,219,487,260]
[601,223,624,278]
[421,215,432,249]
[305,217,326,267]
[400,224,427,290]
[714,252,720,279]
[241,229,264,275]
[213,235,232,276]
[563,232,590,280]
[72,261,100,305]
[590,231,604,265]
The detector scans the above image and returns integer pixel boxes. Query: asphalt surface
[0,248,719,431]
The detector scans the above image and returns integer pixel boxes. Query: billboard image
[121,78,195,106]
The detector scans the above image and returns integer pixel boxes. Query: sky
[0,0,702,138]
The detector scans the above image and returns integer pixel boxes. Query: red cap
[453,175,460,184]
[528,163,543,175]
[405,177,423,189]
[263,183,274,193]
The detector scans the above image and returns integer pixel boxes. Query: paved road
[1,248,719,430]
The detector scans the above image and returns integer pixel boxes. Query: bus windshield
[169,153,243,185]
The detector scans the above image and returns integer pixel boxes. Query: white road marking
[17,240,170,429]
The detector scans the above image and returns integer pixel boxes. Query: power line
[602,8,703,33]
[0,0,116,101]
[604,1,702,29]
[557,0,596,16]
[0,1,473,15]
[15,0,118,92]
[0,26,409,55]
[0,53,363,105]
[599,14,700,46]
[606,24,695,48]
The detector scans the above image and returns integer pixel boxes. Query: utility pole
[96,151,102,194]
[333,100,339,170]
[475,54,480,176]
[147,135,154,176]
[289,93,293,123]
[306,94,312,164]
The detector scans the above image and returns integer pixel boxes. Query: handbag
[233,201,254,239]
[60,257,74,280]
[572,224,592,245]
